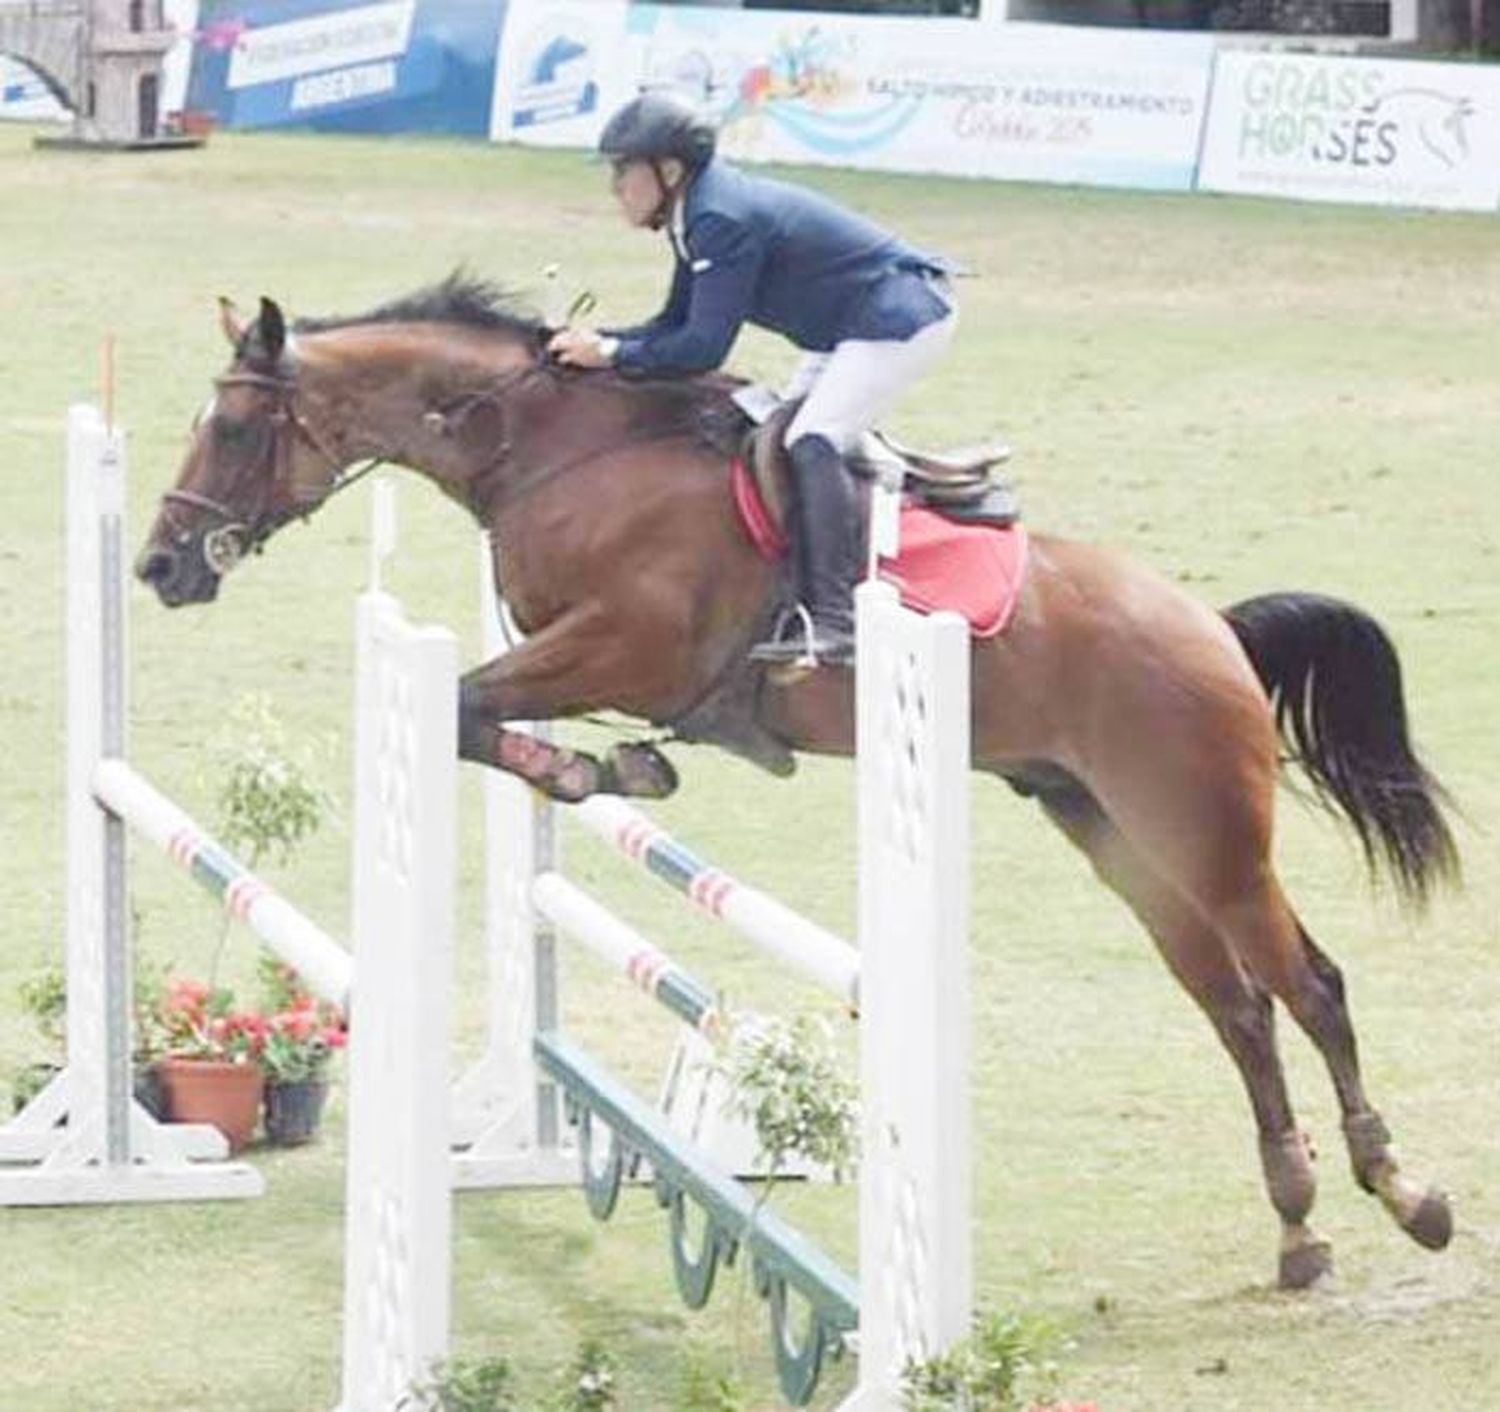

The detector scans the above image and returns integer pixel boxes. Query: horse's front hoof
[603,743,679,799]
[1279,1234,1333,1290]
[1402,1189,1453,1251]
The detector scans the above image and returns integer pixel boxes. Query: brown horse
[137,276,1459,1290]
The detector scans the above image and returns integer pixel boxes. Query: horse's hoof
[1278,1236,1333,1290]
[603,743,679,799]
[1402,1190,1453,1251]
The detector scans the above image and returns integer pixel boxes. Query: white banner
[623,11,1213,191]
[226,0,415,91]
[1199,51,1500,212]
[490,5,1211,192]
[489,0,633,146]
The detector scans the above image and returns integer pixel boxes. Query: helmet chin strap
[646,159,687,231]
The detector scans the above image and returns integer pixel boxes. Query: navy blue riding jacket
[609,159,952,378]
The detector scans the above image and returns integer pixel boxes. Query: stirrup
[749,605,819,668]
[749,605,854,670]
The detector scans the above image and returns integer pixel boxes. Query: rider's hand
[548,328,617,369]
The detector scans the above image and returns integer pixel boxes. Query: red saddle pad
[731,459,1028,639]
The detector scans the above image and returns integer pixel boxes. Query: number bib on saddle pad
[730,459,1029,639]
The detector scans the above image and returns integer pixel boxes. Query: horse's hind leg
[1092,758,1454,1264]
[1034,781,1333,1288]
[1196,854,1452,1254]
[1269,917,1452,1252]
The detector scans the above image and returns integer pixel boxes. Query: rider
[548,90,957,668]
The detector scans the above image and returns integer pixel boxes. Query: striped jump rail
[92,758,353,1009]
[572,796,861,1013]
[534,1030,858,1408]
[532,871,726,1040]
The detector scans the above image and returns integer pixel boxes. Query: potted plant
[140,695,330,1151]
[152,976,268,1154]
[257,958,346,1146]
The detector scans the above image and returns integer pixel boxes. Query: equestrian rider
[548,90,957,668]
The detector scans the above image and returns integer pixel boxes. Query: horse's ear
[257,297,287,363]
[218,296,246,347]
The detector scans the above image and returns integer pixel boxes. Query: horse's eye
[213,417,255,449]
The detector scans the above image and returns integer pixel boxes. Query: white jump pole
[564,796,861,1009]
[90,761,353,1009]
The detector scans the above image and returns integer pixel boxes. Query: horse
[136,274,1459,1291]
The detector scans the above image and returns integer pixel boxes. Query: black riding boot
[750,435,861,667]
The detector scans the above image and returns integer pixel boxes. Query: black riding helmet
[597,90,717,172]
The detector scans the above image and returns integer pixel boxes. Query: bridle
[161,343,646,581]
[160,367,389,576]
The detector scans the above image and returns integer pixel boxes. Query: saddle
[669,383,1026,782]
[724,384,1020,535]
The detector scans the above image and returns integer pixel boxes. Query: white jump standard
[0,406,268,1202]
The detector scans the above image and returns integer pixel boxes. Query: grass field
[1,119,1497,1410]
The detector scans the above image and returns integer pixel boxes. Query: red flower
[165,977,210,1015]
[275,1009,317,1042]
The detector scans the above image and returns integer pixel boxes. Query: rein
[424,357,708,511]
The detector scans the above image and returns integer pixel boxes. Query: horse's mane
[292,271,745,441]
[293,271,548,349]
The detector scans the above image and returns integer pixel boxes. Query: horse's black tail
[1222,591,1459,908]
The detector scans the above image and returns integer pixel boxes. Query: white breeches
[782,308,958,453]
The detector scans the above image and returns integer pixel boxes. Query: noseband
[161,368,388,576]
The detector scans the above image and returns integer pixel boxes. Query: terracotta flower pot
[263,1077,329,1147]
[157,1056,264,1153]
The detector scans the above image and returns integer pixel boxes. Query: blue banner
[187,0,507,136]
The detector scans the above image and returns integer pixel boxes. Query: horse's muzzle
[135,544,221,607]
